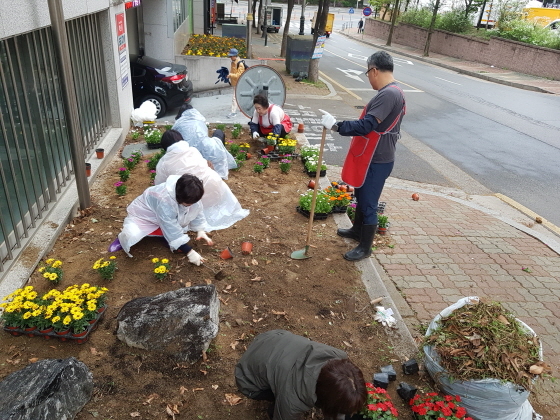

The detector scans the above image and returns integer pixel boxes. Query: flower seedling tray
[304,169,326,178]
[296,206,329,220]
[3,306,107,344]
[332,206,348,214]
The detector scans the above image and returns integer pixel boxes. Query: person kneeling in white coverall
[108,174,213,265]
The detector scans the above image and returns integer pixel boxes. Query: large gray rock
[0,357,93,420]
[116,285,220,363]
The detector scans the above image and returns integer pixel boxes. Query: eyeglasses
[365,67,377,76]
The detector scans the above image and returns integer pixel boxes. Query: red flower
[455,395,461,402]
[365,382,374,388]
[427,392,438,397]
[417,407,427,416]
[456,407,467,418]
[442,407,452,416]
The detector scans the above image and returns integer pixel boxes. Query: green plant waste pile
[425,301,552,390]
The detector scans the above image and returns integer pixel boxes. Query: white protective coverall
[154,141,249,231]
[118,175,207,257]
[172,108,237,179]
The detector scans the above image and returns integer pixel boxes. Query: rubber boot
[337,207,364,241]
[343,224,377,261]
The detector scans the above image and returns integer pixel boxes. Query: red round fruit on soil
[412,193,420,201]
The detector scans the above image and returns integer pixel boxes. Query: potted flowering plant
[278,137,297,155]
[152,257,171,281]
[410,393,472,420]
[304,158,327,177]
[114,181,127,196]
[93,256,118,280]
[324,186,352,213]
[260,155,271,169]
[239,142,251,152]
[38,258,64,285]
[352,384,398,420]
[229,143,240,155]
[377,214,389,235]
[119,167,130,182]
[297,190,333,219]
[144,127,163,149]
[253,161,265,174]
[347,202,357,222]
[279,158,292,173]
[300,145,319,163]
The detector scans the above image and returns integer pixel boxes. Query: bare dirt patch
[0,128,431,420]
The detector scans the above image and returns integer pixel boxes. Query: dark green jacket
[235,330,347,420]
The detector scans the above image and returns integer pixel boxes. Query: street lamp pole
[299,0,306,35]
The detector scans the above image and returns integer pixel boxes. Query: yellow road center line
[495,193,560,236]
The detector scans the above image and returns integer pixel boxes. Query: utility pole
[47,0,91,210]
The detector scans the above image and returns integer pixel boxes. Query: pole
[47,0,91,210]
[247,2,253,57]
[299,0,306,35]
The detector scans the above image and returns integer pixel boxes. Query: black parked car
[130,54,194,118]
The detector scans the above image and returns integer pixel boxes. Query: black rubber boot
[337,207,364,241]
[343,224,377,261]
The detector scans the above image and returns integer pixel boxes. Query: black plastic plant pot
[295,206,329,220]
[397,382,418,401]
[147,142,162,149]
[332,206,348,214]
[373,372,389,389]
[305,169,327,177]
[402,359,419,375]
[378,201,387,214]
[381,364,397,381]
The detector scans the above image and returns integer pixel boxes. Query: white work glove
[196,231,214,246]
[319,109,336,130]
[373,306,397,328]
[252,131,260,140]
[187,250,205,266]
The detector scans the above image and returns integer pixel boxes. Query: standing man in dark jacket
[235,329,366,420]
[321,51,405,262]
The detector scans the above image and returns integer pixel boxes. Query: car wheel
[275,29,279,33]
[141,95,166,118]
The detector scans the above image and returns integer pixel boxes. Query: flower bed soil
[0,127,429,420]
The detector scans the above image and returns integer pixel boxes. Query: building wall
[143,0,175,61]
[366,20,560,81]
[0,0,109,38]
[0,1,132,287]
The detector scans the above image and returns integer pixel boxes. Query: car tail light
[161,74,186,84]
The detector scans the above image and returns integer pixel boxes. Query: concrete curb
[297,135,420,362]
[339,32,553,95]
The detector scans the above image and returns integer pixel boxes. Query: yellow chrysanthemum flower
[63,315,72,325]
[161,258,169,264]
[46,258,54,264]
[38,267,45,273]
[152,258,159,263]
[109,256,116,260]
[43,273,50,278]
[51,316,61,323]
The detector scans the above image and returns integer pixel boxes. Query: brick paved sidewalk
[374,182,560,413]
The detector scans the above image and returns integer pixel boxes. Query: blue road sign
[363,7,372,16]
[349,7,354,14]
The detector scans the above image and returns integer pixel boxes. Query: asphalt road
[227,3,560,227]
[285,23,560,228]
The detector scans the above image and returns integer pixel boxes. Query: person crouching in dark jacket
[235,329,367,420]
